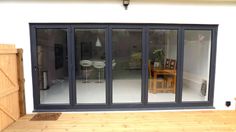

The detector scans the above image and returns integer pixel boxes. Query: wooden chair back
[148,60,152,79]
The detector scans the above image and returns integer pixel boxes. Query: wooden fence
[0,44,25,131]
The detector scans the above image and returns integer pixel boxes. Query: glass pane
[112,29,142,103]
[37,29,69,104]
[182,30,211,101]
[75,29,106,104]
[148,30,177,103]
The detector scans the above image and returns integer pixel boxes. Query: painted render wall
[0,1,235,113]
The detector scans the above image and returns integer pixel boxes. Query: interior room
[37,28,211,104]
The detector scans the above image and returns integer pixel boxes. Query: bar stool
[80,60,92,83]
[93,61,105,83]
[112,59,116,69]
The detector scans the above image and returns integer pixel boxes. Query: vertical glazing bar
[208,27,218,104]
[107,26,112,105]
[176,27,184,104]
[69,25,76,106]
[30,25,40,109]
[142,27,148,104]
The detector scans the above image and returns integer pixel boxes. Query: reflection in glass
[182,30,211,101]
[37,29,69,104]
[75,29,106,104]
[148,30,177,103]
[112,29,142,103]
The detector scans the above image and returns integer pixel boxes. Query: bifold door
[30,24,217,111]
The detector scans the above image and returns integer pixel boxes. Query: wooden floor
[3,110,236,132]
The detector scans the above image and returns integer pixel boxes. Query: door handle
[34,66,39,72]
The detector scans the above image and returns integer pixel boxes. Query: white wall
[0,1,236,113]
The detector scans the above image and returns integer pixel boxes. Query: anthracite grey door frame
[180,25,218,106]
[108,25,145,105]
[71,25,110,106]
[30,24,74,110]
[30,23,218,112]
[145,25,182,104]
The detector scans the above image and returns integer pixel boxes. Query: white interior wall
[183,40,211,82]
[166,31,177,59]
[0,1,236,113]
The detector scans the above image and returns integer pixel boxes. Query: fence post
[17,49,26,117]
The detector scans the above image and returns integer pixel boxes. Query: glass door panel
[112,29,142,103]
[75,29,106,104]
[148,29,177,103]
[36,29,69,104]
[182,30,211,101]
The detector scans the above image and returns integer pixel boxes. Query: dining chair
[164,59,176,91]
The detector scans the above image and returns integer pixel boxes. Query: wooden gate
[0,44,25,131]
